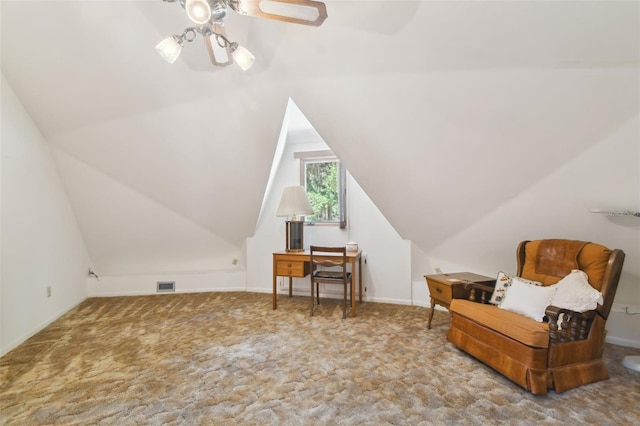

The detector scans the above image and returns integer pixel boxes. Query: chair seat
[313,271,352,280]
[450,299,550,348]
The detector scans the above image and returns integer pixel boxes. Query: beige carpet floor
[1,292,639,425]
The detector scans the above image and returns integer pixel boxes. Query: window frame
[297,151,347,228]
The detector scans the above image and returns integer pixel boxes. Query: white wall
[1,74,92,355]
[52,148,243,277]
[247,110,411,304]
[346,177,412,304]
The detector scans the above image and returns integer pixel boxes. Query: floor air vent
[157,281,175,293]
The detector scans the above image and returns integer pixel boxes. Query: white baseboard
[606,335,640,349]
[245,287,272,294]
[88,287,247,297]
[412,299,431,308]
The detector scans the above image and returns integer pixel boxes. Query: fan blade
[204,23,233,67]
[229,0,327,27]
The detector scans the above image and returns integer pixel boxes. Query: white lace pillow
[550,269,603,312]
[489,272,541,305]
[499,277,557,322]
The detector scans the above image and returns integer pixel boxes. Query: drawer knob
[436,288,442,294]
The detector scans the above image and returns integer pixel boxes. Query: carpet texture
[1,292,639,425]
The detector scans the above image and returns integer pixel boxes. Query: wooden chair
[447,239,625,395]
[310,246,352,319]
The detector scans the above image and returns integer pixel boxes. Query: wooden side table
[424,272,495,329]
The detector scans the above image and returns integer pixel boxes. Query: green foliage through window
[301,157,346,226]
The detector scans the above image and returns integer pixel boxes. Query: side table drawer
[423,272,492,329]
[276,261,308,277]
[427,280,453,303]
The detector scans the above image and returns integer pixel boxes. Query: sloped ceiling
[2,1,638,274]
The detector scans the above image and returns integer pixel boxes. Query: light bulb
[185,0,212,25]
[156,36,182,64]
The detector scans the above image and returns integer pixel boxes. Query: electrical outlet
[435,267,442,274]
[47,286,52,298]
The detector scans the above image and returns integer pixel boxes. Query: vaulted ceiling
[2,1,638,274]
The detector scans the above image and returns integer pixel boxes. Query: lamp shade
[276,186,314,218]
[232,44,255,71]
[156,36,182,63]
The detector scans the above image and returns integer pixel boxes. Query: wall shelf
[589,209,640,217]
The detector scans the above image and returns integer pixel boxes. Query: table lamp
[276,186,314,252]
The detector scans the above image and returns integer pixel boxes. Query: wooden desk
[423,272,495,329]
[273,250,362,317]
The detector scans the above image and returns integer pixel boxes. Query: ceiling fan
[156,0,328,70]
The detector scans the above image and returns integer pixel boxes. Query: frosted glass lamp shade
[276,186,314,218]
[232,44,255,71]
[156,37,182,63]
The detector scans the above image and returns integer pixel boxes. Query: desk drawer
[276,261,307,277]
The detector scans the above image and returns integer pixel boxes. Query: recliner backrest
[516,239,625,319]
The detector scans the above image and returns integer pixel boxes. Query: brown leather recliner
[447,239,625,395]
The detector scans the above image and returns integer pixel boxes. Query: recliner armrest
[546,305,597,343]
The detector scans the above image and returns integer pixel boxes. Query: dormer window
[298,152,347,228]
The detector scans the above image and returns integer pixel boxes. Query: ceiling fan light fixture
[211,1,228,21]
[230,43,255,71]
[185,0,214,25]
[155,36,183,63]
[159,0,327,70]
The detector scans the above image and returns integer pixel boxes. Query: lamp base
[285,220,305,252]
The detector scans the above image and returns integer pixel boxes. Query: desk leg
[288,277,293,297]
[351,259,357,317]
[273,259,277,310]
[427,297,435,329]
[358,257,363,303]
